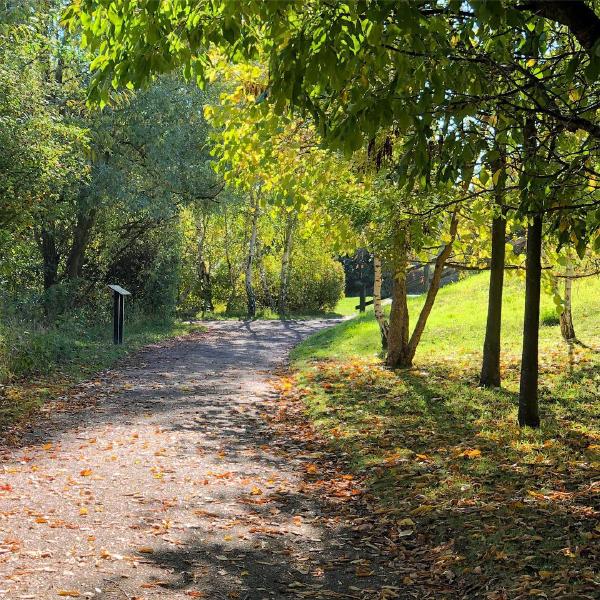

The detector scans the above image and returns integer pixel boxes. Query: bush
[540,307,560,327]
[287,256,345,313]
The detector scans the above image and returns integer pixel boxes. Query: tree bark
[64,207,96,280]
[405,211,459,364]
[480,154,507,388]
[245,191,259,318]
[518,117,541,428]
[373,254,389,350]
[223,206,239,313]
[385,212,459,369]
[278,210,296,317]
[560,257,576,342]
[385,246,410,368]
[518,213,542,428]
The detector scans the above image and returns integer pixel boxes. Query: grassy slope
[288,273,600,597]
[293,272,600,368]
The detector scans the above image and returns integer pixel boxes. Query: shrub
[540,307,560,327]
[287,256,345,312]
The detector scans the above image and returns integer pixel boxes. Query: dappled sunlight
[285,355,599,597]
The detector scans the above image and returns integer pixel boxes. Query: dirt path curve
[0,320,399,600]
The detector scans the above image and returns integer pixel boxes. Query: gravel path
[0,319,398,600]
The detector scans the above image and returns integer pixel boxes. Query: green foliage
[286,253,345,314]
[540,307,560,327]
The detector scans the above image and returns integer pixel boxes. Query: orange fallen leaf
[459,449,481,459]
[79,469,92,477]
[138,546,154,554]
[58,591,81,597]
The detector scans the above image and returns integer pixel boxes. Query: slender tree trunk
[518,214,543,427]
[518,117,542,428]
[245,192,259,318]
[278,211,296,317]
[373,255,389,350]
[405,211,459,364]
[480,154,507,388]
[560,257,576,342]
[196,212,213,316]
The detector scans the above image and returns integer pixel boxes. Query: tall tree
[480,150,508,388]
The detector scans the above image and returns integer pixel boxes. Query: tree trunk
[385,228,411,368]
[245,192,259,318]
[385,260,410,368]
[405,211,459,364]
[385,212,459,369]
[518,213,543,428]
[518,117,541,428]
[373,255,389,349]
[560,258,576,342]
[196,211,213,316]
[480,154,507,388]
[65,207,96,280]
[278,211,296,317]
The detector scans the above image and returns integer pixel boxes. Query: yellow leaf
[492,168,502,186]
[460,449,481,459]
[79,507,88,516]
[58,592,81,598]
[410,505,434,515]
[79,468,92,477]
[251,486,262,495]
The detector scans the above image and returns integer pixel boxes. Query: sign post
[108,285,131,344]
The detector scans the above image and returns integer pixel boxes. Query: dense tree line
[0,1,347,383]
[65,0,600,427]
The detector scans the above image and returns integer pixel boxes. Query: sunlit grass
[288,272,600,597]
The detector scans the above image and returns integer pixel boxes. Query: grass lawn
[287,272,600,598]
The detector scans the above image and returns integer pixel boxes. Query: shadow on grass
[294,358,599,598]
